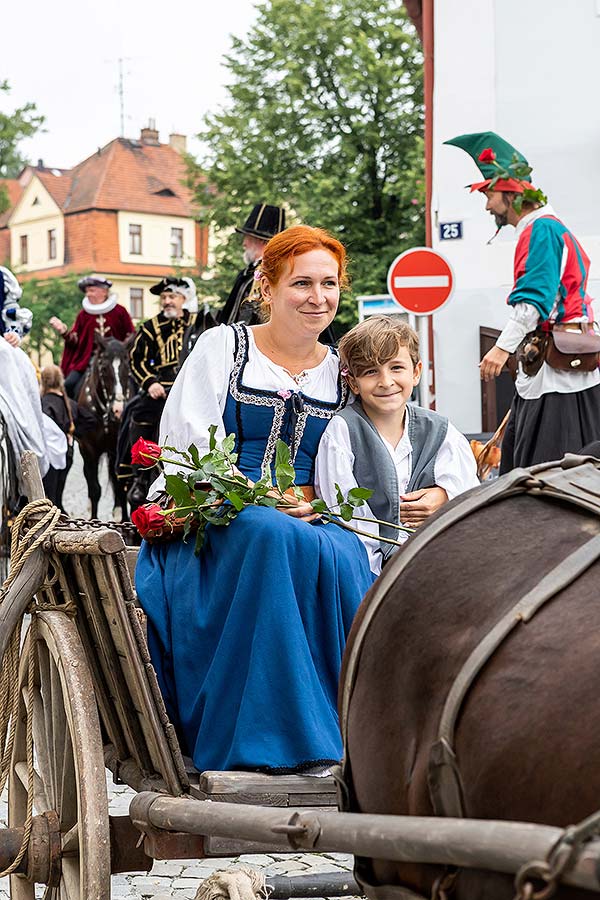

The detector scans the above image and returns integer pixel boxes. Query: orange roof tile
[63,138,197,217]
[36,170,73,209]
[0,180,24,228]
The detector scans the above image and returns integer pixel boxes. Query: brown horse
[76,334,135,519]
[340,458,600,900]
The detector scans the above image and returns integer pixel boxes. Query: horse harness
[83,349,127,432]
[337,455,600,900]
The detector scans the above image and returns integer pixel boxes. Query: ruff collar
[82,293,118,316]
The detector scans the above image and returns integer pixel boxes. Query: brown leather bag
[545,323,600,372]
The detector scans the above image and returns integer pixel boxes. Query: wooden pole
[130,794,600,893]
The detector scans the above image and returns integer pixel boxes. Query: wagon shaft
[130,793,600,894]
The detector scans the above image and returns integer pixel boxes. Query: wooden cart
[3,453,600,900]
[0,453,345,899]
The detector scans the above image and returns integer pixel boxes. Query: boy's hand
[399,487,448,527]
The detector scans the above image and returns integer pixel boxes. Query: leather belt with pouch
[517,323,600,376]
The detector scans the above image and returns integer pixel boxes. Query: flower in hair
[253,267,262,281]
[340,367,350,377]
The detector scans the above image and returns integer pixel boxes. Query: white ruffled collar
[81,293,118,316]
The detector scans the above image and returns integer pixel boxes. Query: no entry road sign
[386,247,454,316]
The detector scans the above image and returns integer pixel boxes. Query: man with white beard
[126,277,198,508]
[217,204,286,326]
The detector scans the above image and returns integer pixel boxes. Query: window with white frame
[48,229,57,260]
[129,224,142,255]
[170,227,184,260]
[130,287,144,319]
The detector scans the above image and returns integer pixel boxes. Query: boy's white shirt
[314,404,479,576]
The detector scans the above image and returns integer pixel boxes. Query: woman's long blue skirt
[135,506,375,772]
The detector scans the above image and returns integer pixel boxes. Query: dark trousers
[64,370,85,400]
[42,445,74,511]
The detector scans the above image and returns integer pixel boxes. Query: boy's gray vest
[337,401,448,559]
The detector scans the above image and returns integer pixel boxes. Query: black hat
[78,276,112,293]
[235,204,286,240]
[149,276,189,296]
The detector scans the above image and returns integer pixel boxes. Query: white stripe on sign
[394,275,450,288]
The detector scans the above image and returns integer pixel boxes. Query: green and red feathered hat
[443,131,546,203]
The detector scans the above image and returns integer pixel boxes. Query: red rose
[131,437,162,466]
[478,148,496,163]
[131,503,165,537]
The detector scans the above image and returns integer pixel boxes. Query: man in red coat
[50,277,135,398]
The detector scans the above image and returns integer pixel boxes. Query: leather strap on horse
[428,530,600,820]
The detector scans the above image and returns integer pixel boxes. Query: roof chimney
[140,119,160,145]
[169,133,187,154]
[37,159,44,168]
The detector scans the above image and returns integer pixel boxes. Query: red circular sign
[386,247,454,315]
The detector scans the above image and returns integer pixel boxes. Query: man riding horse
[126,276,198,511]
[50,276,135,399]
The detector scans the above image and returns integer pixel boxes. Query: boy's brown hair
[338,315,420,375]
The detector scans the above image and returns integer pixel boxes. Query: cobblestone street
[0,773,355,899]
[1,448,356,899]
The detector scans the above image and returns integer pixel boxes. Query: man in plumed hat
[125,276,199,509]
[446,131,600,471]
[50,276,135,399]
[217,203,286,326]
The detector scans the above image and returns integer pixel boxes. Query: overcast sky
[2,0,259,170]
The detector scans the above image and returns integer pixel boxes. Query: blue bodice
[223,324,347,485]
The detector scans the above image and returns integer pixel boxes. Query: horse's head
[91,334,133,421]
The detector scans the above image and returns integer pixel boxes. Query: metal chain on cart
[0,498,62,877]
[514,808,600,900]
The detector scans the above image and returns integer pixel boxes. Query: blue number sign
[439,222,463,241]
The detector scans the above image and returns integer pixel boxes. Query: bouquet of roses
[130,428,414,552]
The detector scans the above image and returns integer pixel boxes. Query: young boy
[315,316,479,575]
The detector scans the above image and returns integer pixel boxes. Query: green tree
[21,274,83,366]
[191,0,424,329]
[0,81,46,179]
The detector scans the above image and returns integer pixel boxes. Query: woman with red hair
[136,225,374,774]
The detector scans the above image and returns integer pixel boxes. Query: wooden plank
[52,528,124,556]
[199,771,336,796]
[93,554,185,795]
[55,556,129,761]
[70,554,152,773]
[20,450,44,501]
[0,549,47,667]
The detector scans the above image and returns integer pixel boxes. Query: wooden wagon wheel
[8,611,110,899]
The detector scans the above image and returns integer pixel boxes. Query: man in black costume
[217,203,286,326]
[125,277,198,509]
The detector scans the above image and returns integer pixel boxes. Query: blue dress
[136,324,375,772]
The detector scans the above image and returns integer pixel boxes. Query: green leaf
[225,491,245,511]
[335,483,345,506]
[221,433,236,455]
[256,496,280,507]
[275,440,291,469]
[311,498,328,513]
[340,503,354,522]
[188,444,201,468]
[208,424,218,451]
[165,474,192,508]
[347,487,373,504]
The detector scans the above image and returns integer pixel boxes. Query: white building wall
[431,0,600,432]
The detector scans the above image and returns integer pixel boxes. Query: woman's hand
[3,332,20,347]
[399,486,448,527]
[278,499,319,520]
